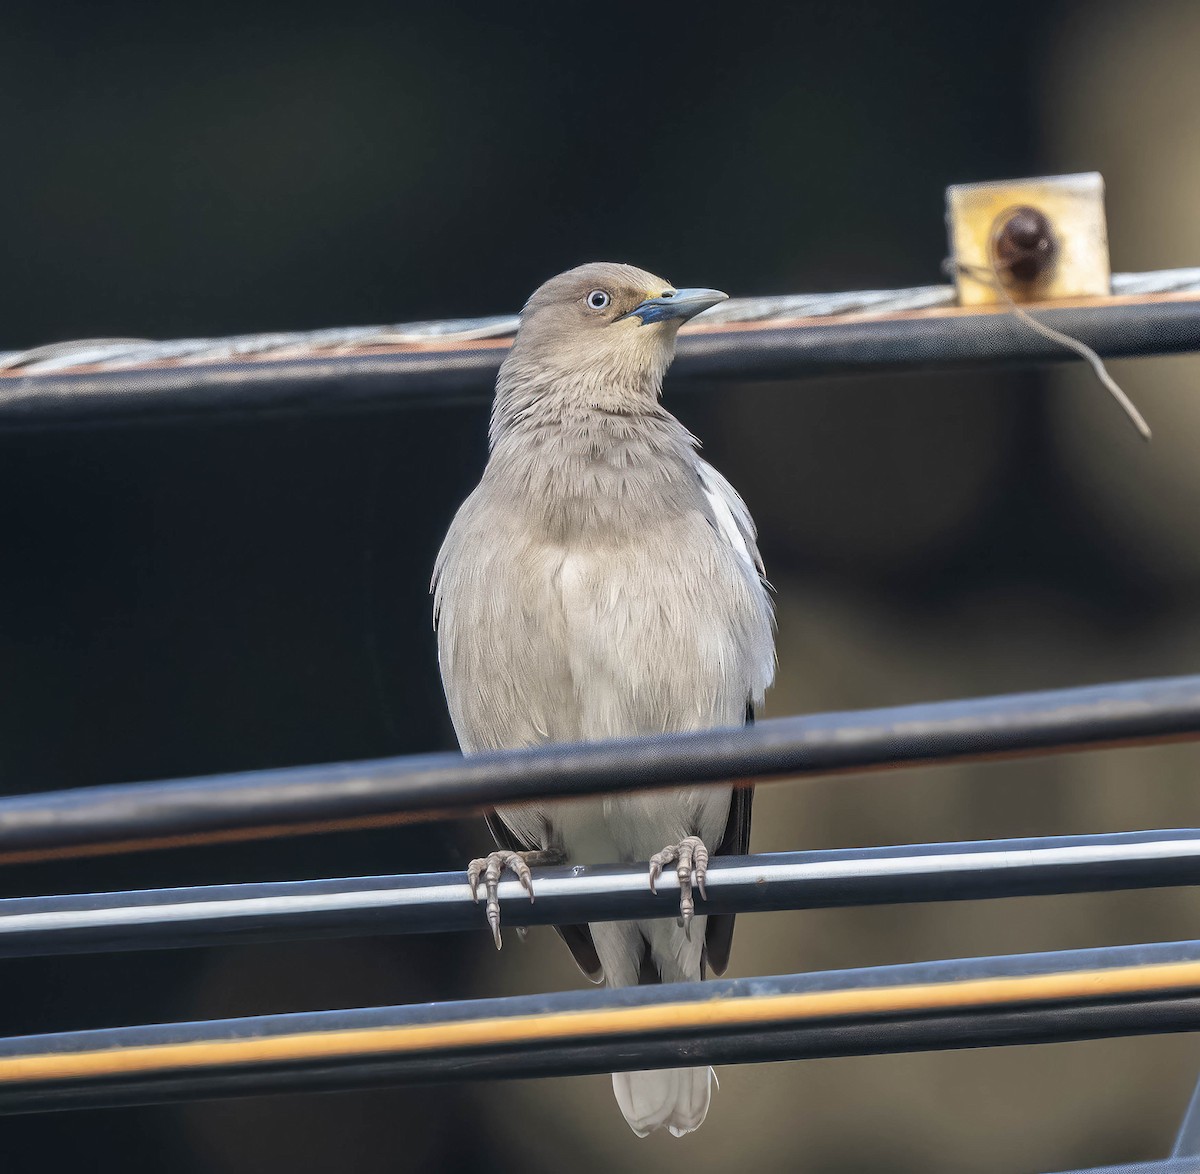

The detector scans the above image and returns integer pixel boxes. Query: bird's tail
[611,1066,712,1138]
[594,921,713,1135]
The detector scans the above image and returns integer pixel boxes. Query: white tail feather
[611,1066,712,1138]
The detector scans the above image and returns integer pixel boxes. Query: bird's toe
[649,836,711,934]
[466,849,542,950]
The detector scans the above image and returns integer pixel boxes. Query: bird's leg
[648,835,710,938]
[467,848,564,950]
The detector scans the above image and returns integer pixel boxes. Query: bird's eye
[586,289,611,310]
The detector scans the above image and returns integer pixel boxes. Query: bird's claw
[467,849,536,950]
[648,836,710,939]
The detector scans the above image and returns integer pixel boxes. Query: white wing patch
[696,460,763,579]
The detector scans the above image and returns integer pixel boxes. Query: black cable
[2,296,1199,429]
[1,830,1199,958]
[2,938,1198,1114]
[1,673,1198,863]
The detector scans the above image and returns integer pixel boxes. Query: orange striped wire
[2,957,1198,1086]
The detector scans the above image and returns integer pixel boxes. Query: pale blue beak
[620,287,728,325]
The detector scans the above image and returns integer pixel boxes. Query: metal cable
[1,268,1198,375]
[0,276,1198,427]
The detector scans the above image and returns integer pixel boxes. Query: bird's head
[493,262,727,434]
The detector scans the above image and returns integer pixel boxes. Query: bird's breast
[552,523,763,740]
[435,434,772,752]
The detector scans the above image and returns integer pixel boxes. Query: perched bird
[432,262,775,1137]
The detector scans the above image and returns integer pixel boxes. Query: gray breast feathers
[433,457,774,752]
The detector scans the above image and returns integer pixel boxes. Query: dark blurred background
[3,1,1200,1170]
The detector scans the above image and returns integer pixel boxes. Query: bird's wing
[696,460,767,976]
[703,702,756,978]
[484,810,604,983]
[696,459,766,580]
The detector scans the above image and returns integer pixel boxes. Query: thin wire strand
[1006,297,1153,440]
[954,222,1152,441]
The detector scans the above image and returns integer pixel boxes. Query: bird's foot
[648,835,710,938]
[467,849,562,950]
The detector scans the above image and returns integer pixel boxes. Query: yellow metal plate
[946,172,1111,305]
